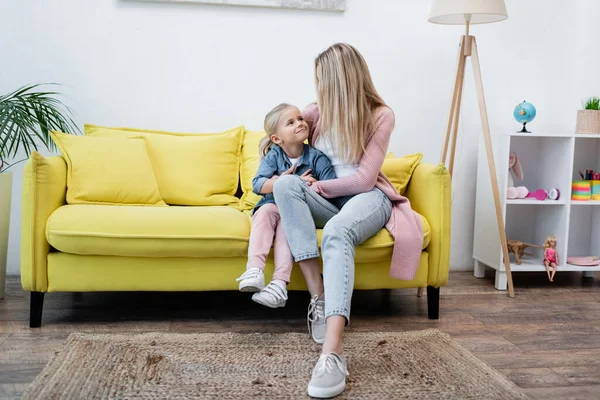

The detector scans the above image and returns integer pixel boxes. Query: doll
[543,235,558,282]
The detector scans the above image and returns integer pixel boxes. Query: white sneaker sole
[239,282,264,292]
[307,379,346,398]
[252,293,286,308]
[312,333,325,345]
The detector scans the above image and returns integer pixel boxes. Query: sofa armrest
[20,152,67,292]
[404,162,451,287]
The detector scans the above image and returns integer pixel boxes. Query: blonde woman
[272,43,424,398]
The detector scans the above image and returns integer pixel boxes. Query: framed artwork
[124,0,346,12]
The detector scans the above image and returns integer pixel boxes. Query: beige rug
[23,329,527,399]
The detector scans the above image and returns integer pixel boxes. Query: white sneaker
[252,281,288,308]
[307,294,326,344]
[236,268,264,292]
[307,353,349,398]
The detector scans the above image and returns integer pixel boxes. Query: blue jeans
[273,175,392,323]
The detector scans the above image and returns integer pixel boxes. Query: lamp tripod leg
[448,50,467,176]
[470,37,515,298]
[440,36,467,166]
[419,38,467,299]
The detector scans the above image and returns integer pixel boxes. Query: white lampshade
[428,0,508,25]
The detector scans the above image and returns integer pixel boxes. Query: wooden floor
[1,270,599,399]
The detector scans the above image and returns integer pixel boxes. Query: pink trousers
[246,203,294,283]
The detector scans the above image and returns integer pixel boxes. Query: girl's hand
[300,169,316,185]
[280,165,297,176]
[302,176,316,185]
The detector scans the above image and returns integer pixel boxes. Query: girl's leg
[237,203,279,292]
[272,218,293,283]
[550,263,557,282]
[307,188,392,398]
[545,261,551,281]
[251,214,293,309]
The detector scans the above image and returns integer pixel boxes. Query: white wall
[1,0,597,275]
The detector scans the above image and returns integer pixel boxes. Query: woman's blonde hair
[315,43,388,164]
[259,103,294,158]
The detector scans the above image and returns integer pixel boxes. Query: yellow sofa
[20,125,451,327]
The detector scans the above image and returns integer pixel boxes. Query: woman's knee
[322,217,351,245]
[273,174,303,198]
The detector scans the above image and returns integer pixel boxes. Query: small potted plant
[0,83,79,298]
[576,96,600,134]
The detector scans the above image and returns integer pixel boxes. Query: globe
[514,101,536,133]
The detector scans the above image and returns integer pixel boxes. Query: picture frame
[124,0,346,12]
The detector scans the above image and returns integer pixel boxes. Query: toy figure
[507,240,543,264]
[543,235,558,282]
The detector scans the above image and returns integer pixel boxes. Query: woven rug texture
[23,328,527,399]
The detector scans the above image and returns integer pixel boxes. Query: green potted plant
[576,96,600,134]
[0,84,78,298]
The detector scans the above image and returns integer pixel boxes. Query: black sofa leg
[427,286,440,320]
[30,292,45,328]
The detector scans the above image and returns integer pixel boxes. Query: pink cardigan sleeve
[302,102,320,141]
[312,107,394,198]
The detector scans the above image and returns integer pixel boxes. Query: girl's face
[271,107,308,147]
[549,239,556,247]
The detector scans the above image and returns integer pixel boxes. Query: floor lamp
[428,0,515,297]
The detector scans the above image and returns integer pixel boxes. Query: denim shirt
[252,144,337,212]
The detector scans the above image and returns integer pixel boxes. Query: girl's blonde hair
[259,103,294,158]
[315,43,388,164]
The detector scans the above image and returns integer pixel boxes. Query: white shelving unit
[473,132,600,290]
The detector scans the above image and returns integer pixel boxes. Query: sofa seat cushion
[46,205,430,261]
[316,214,430,263]
[46,205,251,258]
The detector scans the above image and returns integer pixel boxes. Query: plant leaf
[0,83,79,162]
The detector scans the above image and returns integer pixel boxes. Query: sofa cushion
[46,205,251,258]
[47,204,430,262]
[143,132,242,206]
[83,124,244,207]
[49,132,166,207]
[239,129,266,211]
[381,152,423,195]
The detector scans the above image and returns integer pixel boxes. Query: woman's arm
[312,107,394,198]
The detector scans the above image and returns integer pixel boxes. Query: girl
[235,103,336,309]
[272,44,424,398]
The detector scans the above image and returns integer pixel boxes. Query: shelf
[508,258,600,272]
[492,133,600,139]
[507,199,566,205]
[571,200,600,206]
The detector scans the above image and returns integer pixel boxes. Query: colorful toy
[591,180,600,200]
[525,188,560,201]
[572,181,591,201]
[543,235,558,282]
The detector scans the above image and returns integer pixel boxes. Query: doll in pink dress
[543,235,558,282]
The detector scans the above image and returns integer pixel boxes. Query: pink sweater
[303,103,424,280]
